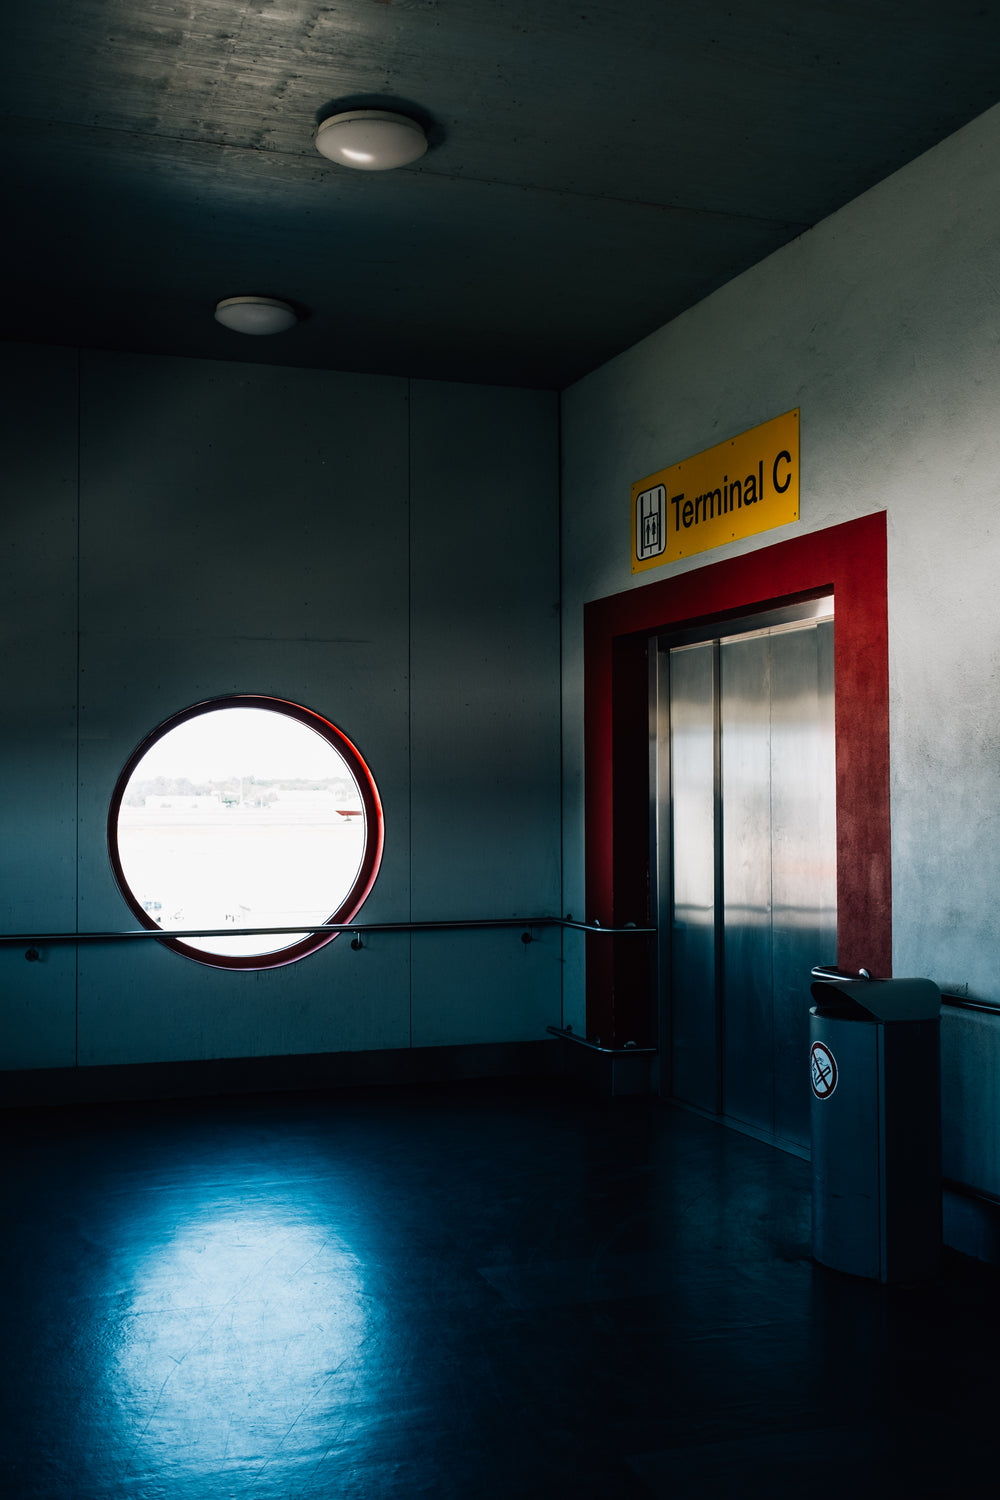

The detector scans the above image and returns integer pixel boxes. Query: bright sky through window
[109,700,382,968]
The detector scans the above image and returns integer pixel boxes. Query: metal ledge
[810,968,1000,1018]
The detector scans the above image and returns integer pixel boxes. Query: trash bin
[809,970,941,1282]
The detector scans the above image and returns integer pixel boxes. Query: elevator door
[659,612,836,1152]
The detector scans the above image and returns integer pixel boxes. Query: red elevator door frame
[582,512,890,1048]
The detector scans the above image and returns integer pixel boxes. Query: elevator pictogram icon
[636,484,666,560]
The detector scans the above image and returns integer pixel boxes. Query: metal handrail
[941,994,1000,1017]
[2,915,656,953]
[546,1025,657,1056]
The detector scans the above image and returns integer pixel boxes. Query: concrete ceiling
[2,1,999,389]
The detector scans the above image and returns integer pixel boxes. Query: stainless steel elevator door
[662,614,836,1152]
[667,642,719,1115]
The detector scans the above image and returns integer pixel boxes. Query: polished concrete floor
[1,1077,998,1499]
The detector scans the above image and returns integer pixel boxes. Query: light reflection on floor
[104,1171,372,1492]
[4,1084,1000,1499]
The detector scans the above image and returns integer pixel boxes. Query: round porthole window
[107,696,384,970]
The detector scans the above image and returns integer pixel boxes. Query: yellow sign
[631,410,799,572]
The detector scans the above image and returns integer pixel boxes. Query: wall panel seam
[557,389,565,1030]
[407,378,413,1050]
[74,347,81,1069]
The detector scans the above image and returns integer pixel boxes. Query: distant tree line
[123,775,355,807]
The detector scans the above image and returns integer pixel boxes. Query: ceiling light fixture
[214,296,297,336]
[315,110,427,171]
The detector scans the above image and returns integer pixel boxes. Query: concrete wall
[560,102,1000,1200]
[0,347,561,1071]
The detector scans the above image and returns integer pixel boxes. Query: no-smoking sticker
[810,1041,838,1100]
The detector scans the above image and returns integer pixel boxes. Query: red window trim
[107,694,384,971]
[583,512,890,1045]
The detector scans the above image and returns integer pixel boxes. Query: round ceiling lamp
[214,296,297,336]
[315,110,427,171]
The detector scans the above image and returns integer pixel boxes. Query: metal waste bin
[809,970,941,1282]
